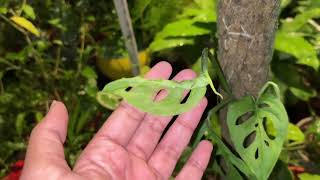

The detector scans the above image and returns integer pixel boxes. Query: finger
[93,61,172,146]
[126,69,197,160]
[21,101,71,179]
[148,98,208,179]
[176,140,213,180]
[73,62,173,176]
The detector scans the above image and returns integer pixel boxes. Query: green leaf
[132,0,152,20]
[227,82,289,180]
[155,19,211,39]
[15,113,26,136]
[298,173,320,180]
[281,0,292,9]
[97,49,221,116]
[194,0,216,10]
[97,75,207,116]
[281,8,320,32]
[22,4,36,20]
[0,7,7,14]
[208,124,257,180]
[275,32,319,70]
[289,87,317,101]
[148,38,194,52]
[286,123,305,143]
[81,66,97,79]
[266,121,305,143]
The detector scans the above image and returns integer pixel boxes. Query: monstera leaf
[227,82,289,180]
[97,48,221,116]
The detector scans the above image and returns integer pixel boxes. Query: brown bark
[217,0,281,143]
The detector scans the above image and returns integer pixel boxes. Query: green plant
[97,49,289,180]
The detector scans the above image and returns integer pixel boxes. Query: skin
[20,61,213,180]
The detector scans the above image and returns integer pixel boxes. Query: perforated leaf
[97,49,221,116]
[227,82,289,180]
[97,76,207,116]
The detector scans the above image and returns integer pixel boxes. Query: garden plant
[0,0,320,179]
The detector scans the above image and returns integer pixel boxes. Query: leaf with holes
[227,82,289,180]
[97,48,221,116]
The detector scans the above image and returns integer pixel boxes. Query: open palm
[21,62,213,180]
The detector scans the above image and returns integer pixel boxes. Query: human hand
[20,61,213,180]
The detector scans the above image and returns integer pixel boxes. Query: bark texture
[217,0,281,143]
[217,0,280,98]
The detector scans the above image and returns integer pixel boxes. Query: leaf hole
[180,91,191,104]
[125,87,132,92]
[255,148,259,159]
[154,89,167,102]
[264,140,269,146]
[236,111,254,125]
[216,155,227,175]
[262,117,276,140]
[255,123,258,127]
[243,131,256,148]
[258,103,270,108]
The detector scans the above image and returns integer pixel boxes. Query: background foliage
[0,0,319,179]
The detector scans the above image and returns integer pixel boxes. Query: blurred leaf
[53,39,63,46]
[267,121,305,143]
[22,4,36,20]
[275,32,319,70]
[156,19,211,39]
[48,18,67,31]
[149,38,194,52]
[81,66,97,79]
[10,16,40,37]
[281,0,292,9]
[194,0,216,10]
[269,160,293,180]
[298,173,320,180]
[289,87,317,101]
[0,7,7,14]
[227,82,289,180]
[15,113,26,137]
[281,8,320,32]
[132,0,152,20]
[287,123,305,143]
[34,111,43,123]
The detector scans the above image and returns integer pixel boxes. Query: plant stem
[25,35,48,82]
[0,58,33,75]
[54,46,61,75]
[113,0,140,76]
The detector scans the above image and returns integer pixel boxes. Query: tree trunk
[217,0,281,143]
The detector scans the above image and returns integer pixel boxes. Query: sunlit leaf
[289,87,317,101]
[155,19,211,39]
[10,16,40,37]
[0,7,7,14]
[22,4,36,20]
[299,173,320,180]
[281,8,320,32]
[275,32,319,70]
[227,82,289,180]
[149,38,194,52]
[132,0,152,20]
[267,121,305,143]
[15,113,26,136]
[97,49,221,116]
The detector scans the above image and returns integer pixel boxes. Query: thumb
[21,101,71,179]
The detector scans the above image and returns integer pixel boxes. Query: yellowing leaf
[10,16,40,37]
